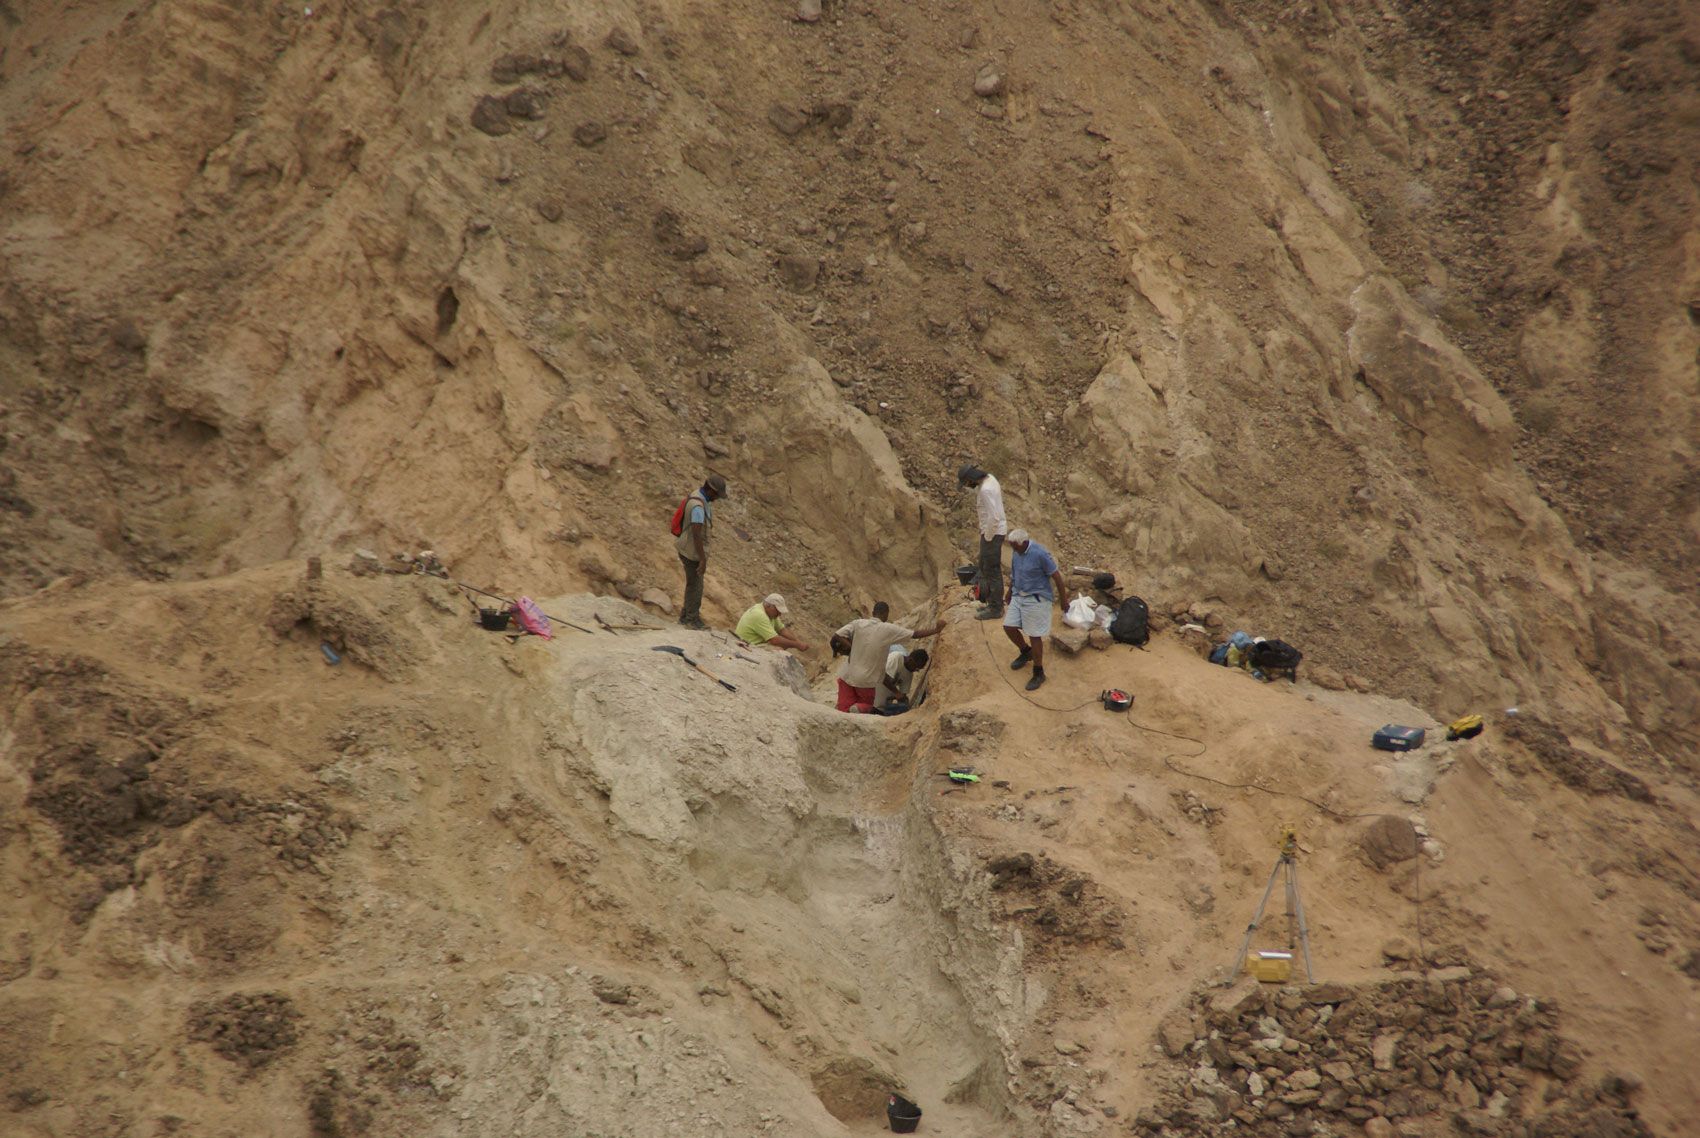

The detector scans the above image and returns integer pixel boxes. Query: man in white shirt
[958,464,1007,620]
[877,645,929,714]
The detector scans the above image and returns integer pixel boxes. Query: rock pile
[1138,969,1650,1137]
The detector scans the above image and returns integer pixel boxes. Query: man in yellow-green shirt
[735,594,811,652]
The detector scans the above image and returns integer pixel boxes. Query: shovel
[652,645,737,692]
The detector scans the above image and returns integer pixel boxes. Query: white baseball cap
[1008,528,1031,545]
[764,593,789,614]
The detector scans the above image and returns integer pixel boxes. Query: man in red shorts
[832,602,943,713]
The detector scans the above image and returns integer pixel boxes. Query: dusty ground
[1,0,1698,1135]
[2,569,1695,1136]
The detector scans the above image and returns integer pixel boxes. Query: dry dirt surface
[2,573,1696,1138]
[1,0,1698,1136]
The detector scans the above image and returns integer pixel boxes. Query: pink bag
[512,596,553,639]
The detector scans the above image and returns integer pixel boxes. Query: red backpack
[668,492,695,536]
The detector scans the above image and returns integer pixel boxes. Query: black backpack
[1248,638,1301,677]
[1109,596,1150,647]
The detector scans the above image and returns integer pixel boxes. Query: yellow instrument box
[1246,951,1293,983]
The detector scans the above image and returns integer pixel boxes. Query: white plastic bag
[1063,596,1098,629]
[1094,603,1115,631]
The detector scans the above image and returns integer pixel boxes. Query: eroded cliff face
[1,0,1694,765]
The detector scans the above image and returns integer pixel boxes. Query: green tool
[944,767,981,784]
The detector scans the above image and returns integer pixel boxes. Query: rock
[1307,664,1347,690]
[1288,1069,1321,1090]
[605,26,640,55]
[111,319,148,352]
[490,52,538,83]
[1381,937,1416,961]
[506,87,546,119]
[591,976,636,1004]
[776,254,820,292]
[796,0,822,22]
[1360,816,1420,870]
[1086,628,1113,650]
[639,588,674,615]
[1158,1011,1196,1058]
[578,553,615,583]
[574,121,608,147]
[1304,982,1352,1005]
[1487,985,1518,1008]
[1427,965,1472,984]
[1364,1119,1393,1138]
[535,199,564,223]
[470,95,512,136]
[1050,625,1091,655]
[1371,1033,1399,1071]
[974,65,1006,97]
[573,437,617,472]
[1054,1039,1083,1056]
[767,104,810,136]
[701,437,730,459]
[1321,1061,1355,1083]
[559,45,591,81]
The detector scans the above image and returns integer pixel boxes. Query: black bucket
[887,1095,922,1133]
[478,607,512,631]
[954,564,977,586]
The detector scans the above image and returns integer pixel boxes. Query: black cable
[976,610,1101,712]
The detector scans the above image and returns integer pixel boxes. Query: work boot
[679,615,707,630]
[1010,648,1032,671]
[1025,668,1047,692]
[975,606,1004,621]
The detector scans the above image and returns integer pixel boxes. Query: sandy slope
[1,566,1691,1135]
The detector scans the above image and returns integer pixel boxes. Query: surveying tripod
[1229,826,1315,983]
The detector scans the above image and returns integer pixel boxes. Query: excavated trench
[718,713,1025,1133]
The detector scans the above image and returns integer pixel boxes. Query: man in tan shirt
[832,602,943,713]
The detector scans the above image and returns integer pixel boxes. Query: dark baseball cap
[706,473,728,498]
[957,463,985,486]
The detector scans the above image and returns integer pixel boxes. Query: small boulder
[1050,625,1091,655]
[490,53,538,83]
[503,87,546,120]
[796,0,822,22]
[974,65,1006,97]
[767,103,810,136]
[1360,815,1420,870]
[559,45,591,81]
[1157,1011,1195,1058]
[605,26,640,55]
[574,121,608,147]
[776,254,820,292]
[469,96,512,136]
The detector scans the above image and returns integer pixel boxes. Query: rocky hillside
[1,0,1697,1135]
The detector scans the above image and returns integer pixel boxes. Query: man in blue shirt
[1002,528,1071,691]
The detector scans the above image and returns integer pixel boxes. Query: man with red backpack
[671,473,728,629]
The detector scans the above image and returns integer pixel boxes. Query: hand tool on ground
[454,581,596,634]
[652,645,737,692]
[596,612,664,633]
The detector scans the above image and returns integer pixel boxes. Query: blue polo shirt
[1010,541,1059,598]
